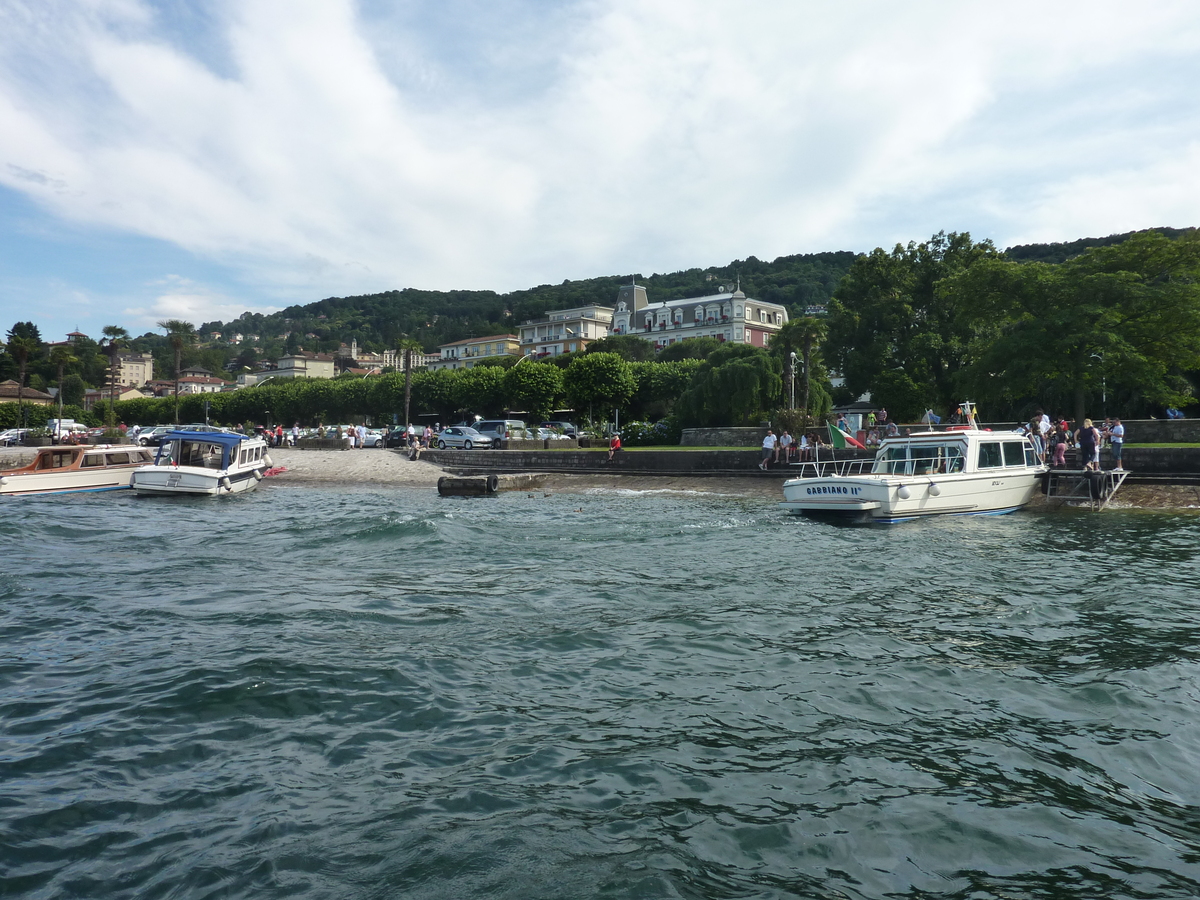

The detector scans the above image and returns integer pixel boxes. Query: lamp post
[789,351,797,411]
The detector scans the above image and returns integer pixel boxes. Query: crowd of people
[757,407,1128,473]
[1017,411,1125,472]
[758,429,836,469]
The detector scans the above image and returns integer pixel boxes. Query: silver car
[436,426,493,450]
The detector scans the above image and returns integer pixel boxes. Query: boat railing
[786,458,873,478]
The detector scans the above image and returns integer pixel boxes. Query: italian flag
[828,424,866,450]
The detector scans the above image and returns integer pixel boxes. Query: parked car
[436,426,494,450]
[361,428,384,448]
[540,420,577,437]
[475,419,526,443]
[0,428,28,446]
[384,428,418,449]
[536,427,571,441]
[138,425,179,446]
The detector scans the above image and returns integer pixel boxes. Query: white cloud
[0,0,1198,336]
[121,276,281,332]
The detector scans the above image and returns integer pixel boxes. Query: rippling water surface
[4,483,1200,899]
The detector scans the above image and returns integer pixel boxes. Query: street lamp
[789,351,797,411]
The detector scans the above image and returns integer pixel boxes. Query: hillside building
[519,304,614,359]
[428,335,521,371]
[610,283,788,350]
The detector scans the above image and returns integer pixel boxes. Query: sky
[2,0,1199,343]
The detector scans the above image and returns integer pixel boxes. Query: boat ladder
[1043,469,1129,510]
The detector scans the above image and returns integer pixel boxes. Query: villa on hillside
[610,283,788,350]
[519,304,614,359]
[428,335,521,371]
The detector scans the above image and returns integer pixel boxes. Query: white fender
[220,476,232,491]
[928,482,941,496]
[252,469,264,481]
[896,485,911,500]
[263,454,273,467]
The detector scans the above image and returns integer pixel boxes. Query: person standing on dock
[1075,418,1101,471]
[1110,417,1125,470]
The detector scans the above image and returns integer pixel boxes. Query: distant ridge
[202,228,1196,354]
[1005,226,1197,265]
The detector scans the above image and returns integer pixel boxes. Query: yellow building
[428,335,521,371]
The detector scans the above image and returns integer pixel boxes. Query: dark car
[384,428,414,448]
[436,426,494,450]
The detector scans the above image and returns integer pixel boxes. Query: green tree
[563,352,636,421]
[453,365,508,418]
[771,317,829,420]
[3,332,42,420]
[676,345,783,427]
[158,319,196,423]
[583,334,656,361]
[944,231,1200,423]
[504,362,563,422]
[826,231,999,420]
[61,373,86,407]
[627,359,703,420]
[657,336,720,362]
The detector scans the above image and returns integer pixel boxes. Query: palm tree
[795,318,828,425]
[158,319,195,424]
[99,325,130,422]
[49,344,78,428]
[396,337,424,438]
[4,334,42,425]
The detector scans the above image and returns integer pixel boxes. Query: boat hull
[0,469,136,496]
[780,471,1042,523]
[130,465,264,496]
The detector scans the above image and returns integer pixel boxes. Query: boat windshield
[157,439,229,470]
[872,443,965,476]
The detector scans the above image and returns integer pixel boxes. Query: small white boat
[779,402,1047,524]
[0,444,156,496]
[130,431,271,496]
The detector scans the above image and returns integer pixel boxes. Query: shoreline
[5,445,1198,508]
[265,449,1200,509]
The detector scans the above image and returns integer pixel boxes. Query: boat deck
[1043,468,1129,510]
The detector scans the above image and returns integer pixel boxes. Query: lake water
[3,484,1200,899]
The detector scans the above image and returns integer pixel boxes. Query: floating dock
[1042,468,1130,510]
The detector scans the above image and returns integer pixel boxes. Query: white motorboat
[0,444,156,496]
[130,431,270,496]
[779,402,1047,524]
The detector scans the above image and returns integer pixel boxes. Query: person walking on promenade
[759,429,776,470]
[1110,417,1125,470]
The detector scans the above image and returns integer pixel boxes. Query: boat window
[82,454,104,468]
[105,452,130,465]
[1002,442,1026,467]
[1025,445,1037,467]
[978,442,1003,469]
[37,450,78,470]
[874,446,911,475]
[138,450,154,462]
